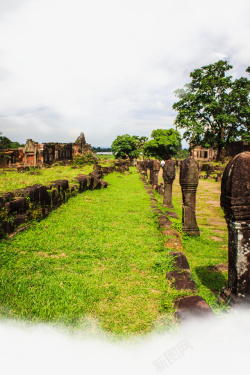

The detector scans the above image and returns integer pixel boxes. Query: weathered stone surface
[165,210,179,219]
[180,157,200,236]
[163,159,176,208]
[5,197,29,214]
[175,295,213,320]
[198,161,202,176]
[147,160,154,184]
[155,183,164,195]
[164,238,183,251]
[220,151,250,297]
[169,251,190,269]
[162,228,181,239]
[166,270,197,291]
[152,160,161,188]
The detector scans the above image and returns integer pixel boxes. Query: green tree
[0,133,23,149]
[173,60,250,161]
[143,129,181,160]
[175,148,190,159]
[111,134,140,160]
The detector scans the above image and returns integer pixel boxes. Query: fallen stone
[175,295,213,320]
[164,238,183,251]
[165,211,179,219]
[166,270,197,291]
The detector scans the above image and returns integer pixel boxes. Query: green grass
[155,172,228,313]
[0,165,93,194]
[0,168,190,337]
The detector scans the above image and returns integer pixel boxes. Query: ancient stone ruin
[180,157,200,236]
[147,160,154,185]
[0,132,92,168]
[152,159,161,189]
[162,159,176,209]
[220,151,250,303]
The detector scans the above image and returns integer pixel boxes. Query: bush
[73,152,98,166]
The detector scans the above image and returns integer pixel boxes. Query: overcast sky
[0,0,249,147]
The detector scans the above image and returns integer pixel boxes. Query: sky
[0,0,250,147]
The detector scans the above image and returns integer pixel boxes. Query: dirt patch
[206,200,221,207]
[211,236,223,242]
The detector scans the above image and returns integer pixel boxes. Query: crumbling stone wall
[0,171,109,238]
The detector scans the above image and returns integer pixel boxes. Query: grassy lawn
[0,165,94,194]
[0,168,191,337]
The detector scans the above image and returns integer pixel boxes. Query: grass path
[0,168,186,336]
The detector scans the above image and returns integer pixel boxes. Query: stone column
[220,152,250,301]
[141,161,148,177]
[178,160,181,173]
[163,159,176,208]
[152,159,161,189]
[148,160,154,184]
[198,161,202,176]
[180,157,200,236]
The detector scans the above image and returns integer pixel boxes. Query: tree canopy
[172,60,250,160]
[111,134,145,160]
[0,133,22,149]
[143,128,181,160]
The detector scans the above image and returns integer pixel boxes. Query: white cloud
[0,0,249,146]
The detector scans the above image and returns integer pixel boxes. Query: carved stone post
[220,152,250,302]
[152,159,161,189]
[180,157,200,236]
[198,161,202,176]
[163,159,176,208]
[148,160,154,184]
[178,160,181,173]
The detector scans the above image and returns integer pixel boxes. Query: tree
[175,148,190,159]
[111,134,141,160]
[172,60,250,161]
[143,129,181,160]
[0,133,23,149]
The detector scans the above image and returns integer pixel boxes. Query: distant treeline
[92,147,111,152]
[0,134,24,149]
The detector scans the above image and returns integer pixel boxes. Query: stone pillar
[178,160,181,173]
[198,161,202,176]
[142,161,148,177]
[152,159,161,189]
[148,160,154,184]
[163,159,176,208]
[180,157,200,236]
[220,152,250,301]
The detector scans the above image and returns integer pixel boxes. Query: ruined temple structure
[180,157,200,236]
[72,132,91,156]
[190,145,217,161]
[0,133,92,168]
[219,152,250,304]
[225,141,250,158]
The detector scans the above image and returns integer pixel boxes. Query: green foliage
[73,152,97,166]
[111,134,141,160]
[173,60,250,161]
[0,133,22,149]
[175,148,190,159]
[143,129,181,160]
[92,147,111,152]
